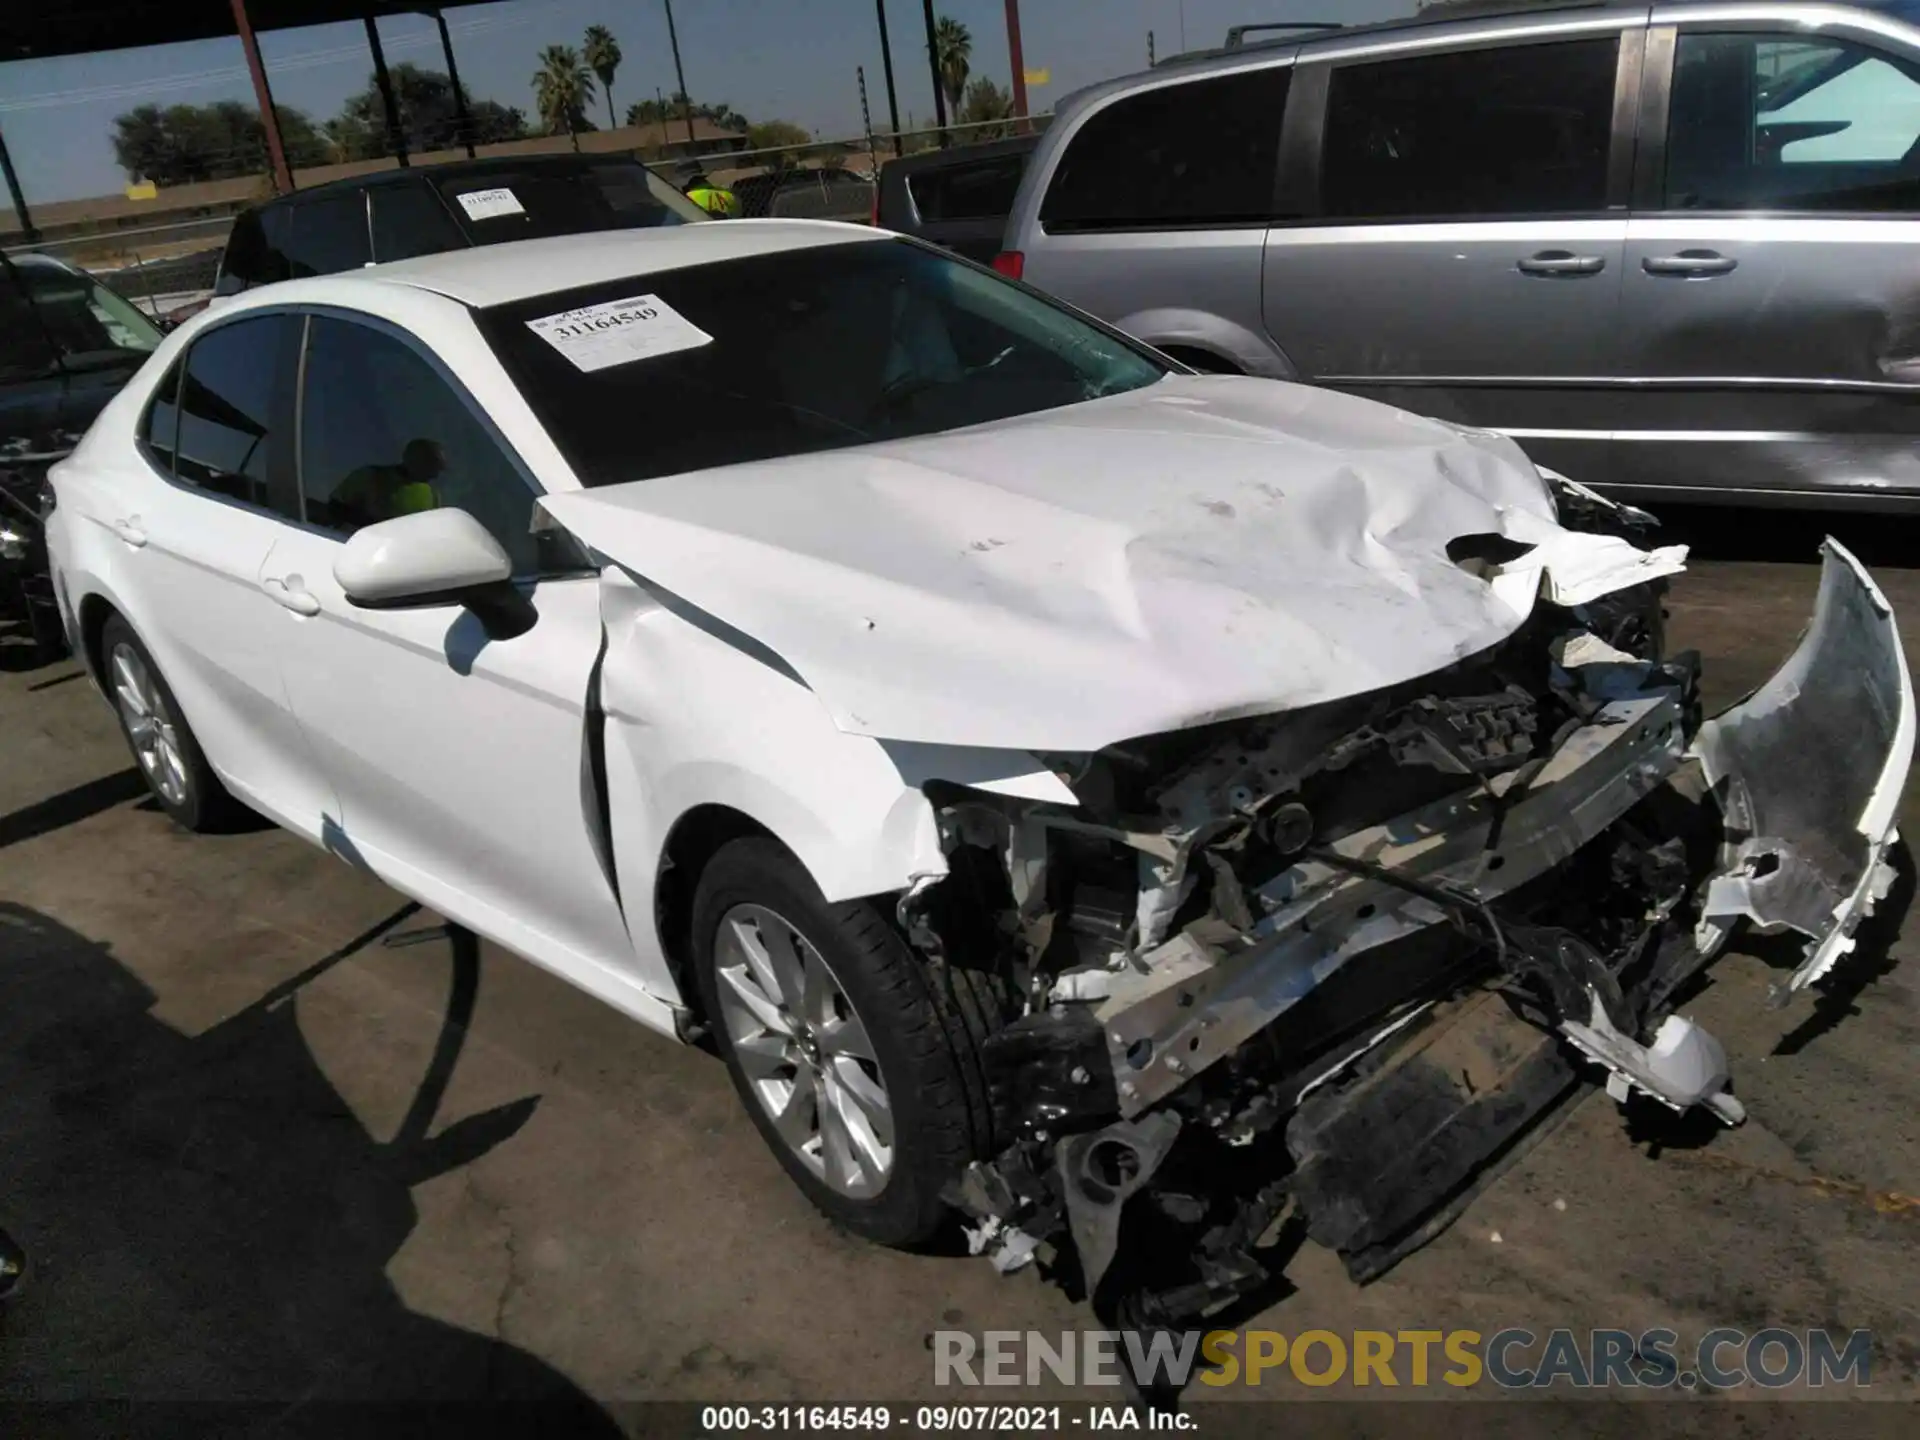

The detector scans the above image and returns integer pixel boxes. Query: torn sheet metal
[1095,691,1688,1117]
[1690,540,1914,993]
[540,376,1685,752]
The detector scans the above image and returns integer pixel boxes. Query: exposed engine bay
[898,498,1912,1327]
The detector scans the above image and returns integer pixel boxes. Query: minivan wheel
[99,615,241,832]
[691,837,990,1247]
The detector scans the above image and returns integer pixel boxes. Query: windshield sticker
[525,294,714,372]
[455,187,525,221]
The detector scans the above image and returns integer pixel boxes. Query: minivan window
[174,314,295,510]
[477,238,1167,487]
[910,155,1029,221]
[1664,33,1920,211]
[1321,38,1620,219]
[282,192,372,277]
[371,181,466,262]
[1039,67,1292,231]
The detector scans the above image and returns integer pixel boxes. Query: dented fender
[587,569,1068,1010]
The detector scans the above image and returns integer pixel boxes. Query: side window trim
[288,305,590,578]
[1295,28,1641,226]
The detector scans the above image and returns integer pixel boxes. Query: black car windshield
[435,160,705,242]
[476,238,1167,486]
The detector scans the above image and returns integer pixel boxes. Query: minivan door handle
[1517,251,1606,277]
[1643,251,1738,277]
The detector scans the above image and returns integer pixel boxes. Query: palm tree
[935,15,972,119]
[583,25,622,131]
[533,44,595,150]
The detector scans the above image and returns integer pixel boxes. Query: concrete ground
[1,507,1917,1429]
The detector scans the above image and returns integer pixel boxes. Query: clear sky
[0,0,1419,205]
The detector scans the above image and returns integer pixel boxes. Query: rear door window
[370,181,467,262]
[1320,38,1621,219]
[174,314,297,512]
[1039,66,1292,231]
[140,359,183,473]
[909,154,1029,221]
[281,193,372,278]
[0,263,60,383]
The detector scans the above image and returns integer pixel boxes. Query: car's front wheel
[99,614,242,832]
[691,837,996,1247]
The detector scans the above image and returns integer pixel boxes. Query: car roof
[340,220,889,308]
[881,135,1040,178]
[1082,0,1917,105]
[248,151,667,208]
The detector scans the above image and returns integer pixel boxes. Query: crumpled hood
[542,376,1682,752]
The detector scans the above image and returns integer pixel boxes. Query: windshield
[435,160,707,242]
[477,238,1167,487]
[10,258,162,372]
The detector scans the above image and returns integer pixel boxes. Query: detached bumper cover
[1691,540,1913,996]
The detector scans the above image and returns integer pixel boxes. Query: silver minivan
[1001,0,1920,510]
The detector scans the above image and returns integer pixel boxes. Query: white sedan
[45,222,1911,1313]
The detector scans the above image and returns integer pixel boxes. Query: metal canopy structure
[0,1,501,239]
[0,1,495,63]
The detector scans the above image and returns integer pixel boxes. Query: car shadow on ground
[1640,503,1920,567]
[0,901,621,1434]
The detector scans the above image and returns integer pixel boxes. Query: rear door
[1265,19,1646,486]
[1618,13,1920,504]
[1018,61,1298,374]
[115,313,336,834]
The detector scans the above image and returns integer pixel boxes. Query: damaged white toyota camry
[45,223,1912,1320]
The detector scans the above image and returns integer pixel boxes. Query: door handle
[111,517,147,548]
[262,576,321,617]
[1517,251,1606,277]
[1642,251,1738,277]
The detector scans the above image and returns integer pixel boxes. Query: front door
[1616,19,1920,504]
[1265,27,1644,488]
[265,311,634,983]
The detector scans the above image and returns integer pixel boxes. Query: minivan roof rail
[1222,22,1345,47]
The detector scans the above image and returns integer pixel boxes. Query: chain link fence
[4,115,1051,313]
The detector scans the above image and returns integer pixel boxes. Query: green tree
[534,44,597,150]
[110,100,328,185]
[325,64,526,161]
[935,15,972,117]
[583,24,623,130]
[955,77,1013,140]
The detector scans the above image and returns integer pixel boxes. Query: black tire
[691,837,994,1247]
[99,614,243,833]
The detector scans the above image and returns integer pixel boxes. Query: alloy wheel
[110,641,189,807]
[713,902,895,1199]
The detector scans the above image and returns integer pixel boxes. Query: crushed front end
[909,529,1911,1325]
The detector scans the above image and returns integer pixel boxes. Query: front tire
[691,837,989,1247]
[99,614,242,833]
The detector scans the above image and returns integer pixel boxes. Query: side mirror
[334,509,535,639]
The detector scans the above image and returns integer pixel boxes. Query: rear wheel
[100,614,242,833]
[691,837,993,1247]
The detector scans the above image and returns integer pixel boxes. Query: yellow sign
[1024,67,1050,86]
[125,179,158,201]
